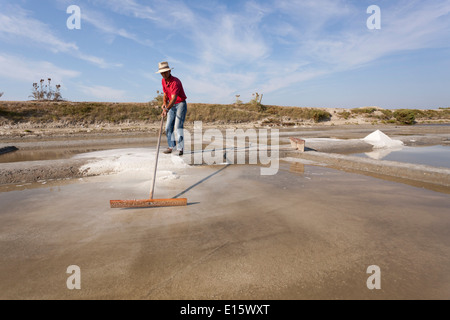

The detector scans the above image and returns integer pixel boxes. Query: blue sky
[0,0,449,109]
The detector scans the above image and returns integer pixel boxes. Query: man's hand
[161,105,168,118]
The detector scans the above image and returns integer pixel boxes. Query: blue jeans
[165,101,187,151]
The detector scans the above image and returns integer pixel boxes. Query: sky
[0,0,449,109]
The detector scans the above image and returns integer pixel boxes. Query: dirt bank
[0,158,93,185]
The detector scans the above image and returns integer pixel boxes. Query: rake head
[110,198,187,208]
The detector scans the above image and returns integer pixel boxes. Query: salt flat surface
[74,148,189,182]
[1,163,449,300]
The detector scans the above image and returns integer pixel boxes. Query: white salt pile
[73,148,189,181]
[362,130,404,149]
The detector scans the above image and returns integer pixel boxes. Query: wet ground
[0,161,449,300]
[1,124,449,300]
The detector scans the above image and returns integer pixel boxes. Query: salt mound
[362,130,404,149]
[74,148,188,178]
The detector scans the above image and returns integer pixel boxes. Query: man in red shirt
[156,61,187,156]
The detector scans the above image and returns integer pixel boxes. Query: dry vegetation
[334,107,450,125]
[0,101,449,129]
[0,101,335,125]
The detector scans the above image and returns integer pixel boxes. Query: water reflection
[356,145,450,169]
[364,146,405,160]
[289,162,305,175]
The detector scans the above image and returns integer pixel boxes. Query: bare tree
[0,92,3,98]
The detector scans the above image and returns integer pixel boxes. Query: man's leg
[174,101,187,153]
[165,108,176,152]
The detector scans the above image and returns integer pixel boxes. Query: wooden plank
[289,137,305,152]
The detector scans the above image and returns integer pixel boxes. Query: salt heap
[73,148,189,181]
[362,130,404,149]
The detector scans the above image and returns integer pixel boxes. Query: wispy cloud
[82,8,153,47]
[95,0,268,66]
[2,0,448,105]
[87,0,450,104]
[0,53,80,83]
[296,0,450,69]
[78,84,126,101]
[207,0,450,100]
[0,6,78,53]
[0,4,119,68]
[196,12,269,66]
[275,0,354,31]
[184,71,259,103]
[92,0,160,22]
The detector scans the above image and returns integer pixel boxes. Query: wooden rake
[110,115,187,208]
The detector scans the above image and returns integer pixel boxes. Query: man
[156,61,187,156]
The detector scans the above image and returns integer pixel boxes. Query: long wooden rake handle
[150,115,164,199]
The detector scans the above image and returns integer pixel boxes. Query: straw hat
[155,61,173,74]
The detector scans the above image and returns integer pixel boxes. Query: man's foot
[177,150,184,156]
[163,148,173,154]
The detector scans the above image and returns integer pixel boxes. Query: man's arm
[163,92,169,107]
[167,94,178,110]
[162,94,178,117]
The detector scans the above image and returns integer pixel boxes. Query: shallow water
[352,145,450,169]
[0,148,103,163]
[1,159,449,300]
[0,144,152,163]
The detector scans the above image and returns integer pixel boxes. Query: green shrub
[393,109,416,125]
[379,109,393,120]
[309,109,332,123]
[337,111,351,120]
[351,107,377,115]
